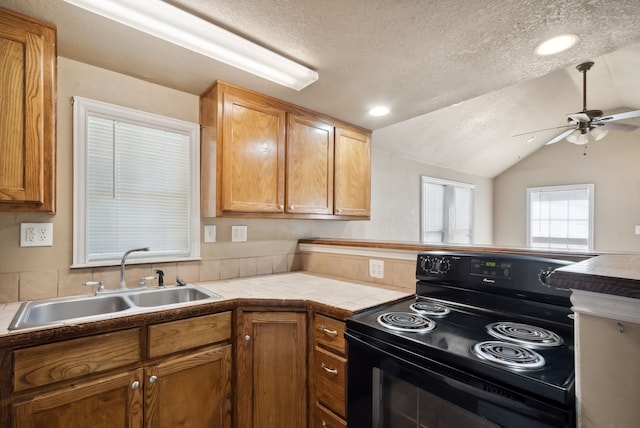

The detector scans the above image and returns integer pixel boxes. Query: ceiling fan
[515,61,640,145]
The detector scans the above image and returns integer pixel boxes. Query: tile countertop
[547,254,640,300]
[0,272,413,336]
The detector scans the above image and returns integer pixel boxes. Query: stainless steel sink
[8,285,224,331]
[9,295,133,330]
[126,286,222,307]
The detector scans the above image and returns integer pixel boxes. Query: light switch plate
[369,259,384,279]
[635,225,640,235]
[20,223,53,247]
[204,225,216,242]
[232,225,247,242]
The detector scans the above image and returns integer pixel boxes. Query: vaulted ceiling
[3,0,640,177]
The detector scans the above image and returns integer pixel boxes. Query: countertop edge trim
[571,289,640,323]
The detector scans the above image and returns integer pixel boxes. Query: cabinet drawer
[13,328,141,392]
[148,311,231,358]
[313,314,346,355]
[314,402,347,428]
[314,346,346,417]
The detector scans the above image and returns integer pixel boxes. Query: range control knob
[420,257,434,272]
[436,259,450,274]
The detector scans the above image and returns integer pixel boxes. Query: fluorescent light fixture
[63,0,319,90]
[535,34,579,56]
[369,106,390,116]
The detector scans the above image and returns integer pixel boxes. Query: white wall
[494,130,640,253]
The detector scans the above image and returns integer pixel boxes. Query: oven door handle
[345,331,539,411]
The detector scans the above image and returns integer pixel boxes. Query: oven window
[374,368,499,428]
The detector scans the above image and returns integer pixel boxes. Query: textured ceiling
[2,0,640,177]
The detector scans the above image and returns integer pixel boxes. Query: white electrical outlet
[369,259,384,279]
[20,223,53,247]
[204,225,217,242]
[635,225,640,235]
[232,225,247,242]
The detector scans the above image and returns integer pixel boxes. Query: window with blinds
[527,184,594,250]
[420,176,475,244]
[72,97,200,267]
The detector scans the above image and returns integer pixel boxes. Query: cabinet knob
[149,375,158,384]
[244,334,251,342]
[322,420,328,428]
[279,205,284,210]
[289,205,294,210]
[131,380,140,390]
[321,362,338,376]
[337,208,342,213]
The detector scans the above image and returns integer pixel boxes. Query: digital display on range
[470,258,512,279]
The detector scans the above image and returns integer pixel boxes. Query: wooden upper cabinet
[200,81,370,219]
[286,112,334,215]
[0,8,56,213]
[334,126,371,217]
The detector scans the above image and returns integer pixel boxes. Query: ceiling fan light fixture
[590,127,608,141]
[535,34,579,56]
[566,129,589,145]
[62,0,319,90]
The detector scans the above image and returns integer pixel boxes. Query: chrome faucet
[120,247,150,289]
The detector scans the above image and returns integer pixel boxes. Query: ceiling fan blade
[545,129,575,145]
[600,122,640,132]
[512,124,574,138]
[596,109,640,122]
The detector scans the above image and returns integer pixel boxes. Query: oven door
[346,330,574,428]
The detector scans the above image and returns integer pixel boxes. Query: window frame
[420,176,475,244]
[72,96,200,268]
[526,183,595,250]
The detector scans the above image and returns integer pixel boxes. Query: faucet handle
[83,280,105,293]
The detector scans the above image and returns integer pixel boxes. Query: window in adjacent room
[420,176,475,244]
[72,96,200,267]
[527,184,594,250]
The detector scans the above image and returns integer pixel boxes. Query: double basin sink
[9,285,223,331]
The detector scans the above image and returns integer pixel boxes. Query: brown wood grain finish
[12,369,144,428]
[236,310,308,428]
[334,127,371,217]
[313,314,346,355]
[13,329,141,392]
[313,346,347,418]
[287,112,334,214]
[314,402,347,428]
[0,8,56,212]
[144,345,232,428]
[200,80,371,219]
[147,311,231,358]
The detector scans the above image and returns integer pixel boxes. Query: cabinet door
[334,127,371,217]
[219,89,286,213]
[286,112,334,214]
[144,345,232,428]
[12,369,143,428]
[236,311,308,428]
[0,9,56,212]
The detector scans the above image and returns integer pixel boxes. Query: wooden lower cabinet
[8,312,233,428]
[314,402,347,428]
[13,369,144,428]
[236,310,308,428]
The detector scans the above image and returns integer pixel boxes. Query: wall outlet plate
[204,225,216,242]
[20,223,53,247]
[232,225,247,242]
[635,225,640,235]
[369,259,384,279]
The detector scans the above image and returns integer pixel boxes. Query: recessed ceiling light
[369,106,390,116]
[535,34,579,56]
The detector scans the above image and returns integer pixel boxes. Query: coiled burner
[377,312,436,333]
[486,322,563,347]
[409,300,451,317]
[473,341,546,370]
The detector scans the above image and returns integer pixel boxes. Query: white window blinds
[73,97,200,266]
[527,184,594,250]
[421,177,475,244]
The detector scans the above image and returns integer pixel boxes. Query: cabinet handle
[149,375,158,384]
[131,380,140,390]
[337,208,342,213]
[321,362,338,376]
[289,205,294,210]
[279,205,284,210]
[322,420,328,428]
[244,334,251,342]
[320,325,338,337]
